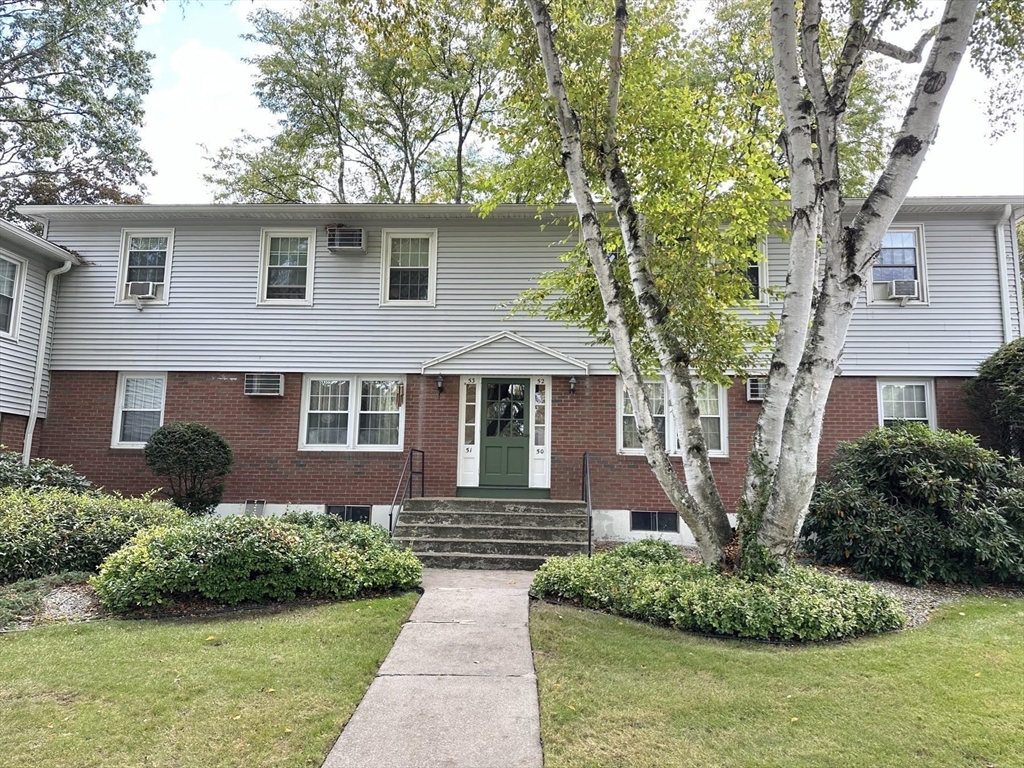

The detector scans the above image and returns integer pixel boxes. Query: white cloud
[139,39,276,203]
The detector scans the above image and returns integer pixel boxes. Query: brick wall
[36,371,977,512]
[38,371,460,505]
[0,412,29,454]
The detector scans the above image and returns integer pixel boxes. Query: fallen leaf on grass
[791,718,799,723]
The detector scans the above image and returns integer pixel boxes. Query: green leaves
[0,0,152,224]
[90,515,422,613]
[144,423,233,517]
[531,543,905,641]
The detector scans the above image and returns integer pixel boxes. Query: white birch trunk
[758,0,979,556]
[525,0,731,564]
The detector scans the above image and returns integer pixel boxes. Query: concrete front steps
[392,498,589,570]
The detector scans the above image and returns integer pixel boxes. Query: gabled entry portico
[421,331,590,499]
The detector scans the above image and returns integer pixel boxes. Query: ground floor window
[630,510,679,532]
[112,372,166,448]
[877,380,934,427]
[301,375,404,450]
[619,379,726,456]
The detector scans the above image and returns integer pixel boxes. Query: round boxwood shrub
[144,422,233,516]
[964,337,1024,459]
[0,446,92,493]
[0,488,186,582]
[91,515,422,612]
[531,541,904,642]
[803,423,1024,586]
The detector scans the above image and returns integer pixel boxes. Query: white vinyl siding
[0,255,51,416]
[112,373,166,448]
[300,375,404,451]
[116,230,173,305]
[877,380,935,428]
[0,254,25,338]
[619,380,727,457]
[258,229,315,305]
[36,209,1015,378]
[380,229,437,306]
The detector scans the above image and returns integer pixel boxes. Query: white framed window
[300,375,405,451]
[877,380,935,428]
[380,229,437,306]
[870,226,927,304]
[0,252,26,339]
[745,236,770,305]
[116,230,174,305]
[618,379,727,457]
[112,372,166,448]
[258,228,316,305]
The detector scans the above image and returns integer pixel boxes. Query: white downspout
[22,259,72,465]
[995,204,1013,344]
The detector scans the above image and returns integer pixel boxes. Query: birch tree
[512,0,1022,571]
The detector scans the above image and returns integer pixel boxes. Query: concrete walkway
[322,569,543,768]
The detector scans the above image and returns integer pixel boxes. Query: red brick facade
[34,371,976,513]
[0,412,30,454]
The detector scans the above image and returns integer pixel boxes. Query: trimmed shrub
[964,337,1024,459]
[803,423,1024,586]
[0,488,186,582]
[144,423,233,516]
[0,446,91,493]
[91,515,422,612]
[531,542,904,641]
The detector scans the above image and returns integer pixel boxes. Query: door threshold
[456,486,551,500]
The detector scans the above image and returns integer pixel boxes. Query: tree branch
[864,26,938,64]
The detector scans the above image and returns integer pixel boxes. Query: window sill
[257,299,314,307]
[298,444,405,452]
[618,448,729,459]
[378,300,436,308]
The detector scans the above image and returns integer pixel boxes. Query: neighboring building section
[0,220,80,456]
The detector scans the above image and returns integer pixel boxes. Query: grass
[0,571,92,629]
[530,598,1024,767]
[0,592,418,767]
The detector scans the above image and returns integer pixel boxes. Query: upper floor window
[870,227,927,303]
[259,229,315,305]
[381,229,437,306]
[117,230,173,305]
[112,372,166,448]
[878,380,934,428]
[0,253,26,338]
[619,379,727,457]
[300,375,405,451]
[745,237,769,305]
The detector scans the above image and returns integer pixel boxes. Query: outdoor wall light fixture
[436,375,444,397]
[569,376,577,395]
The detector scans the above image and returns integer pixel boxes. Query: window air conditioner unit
[326,226,366,253]
[746,377,767,402]
[128,281,157,300]
[888,279,919,301]
[244,373,284,396]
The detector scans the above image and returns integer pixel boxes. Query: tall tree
[509,0,1023,570]
[0,0,152,226]
[204,0,497,204]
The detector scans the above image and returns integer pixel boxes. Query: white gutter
[995,204,1013,344]
[22,259,73,465]
[1011,207,1024,340]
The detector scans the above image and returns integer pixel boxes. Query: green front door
[480,378,530,487]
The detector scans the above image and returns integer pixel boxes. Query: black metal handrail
[581,452,593,557]
[388,448,424,535]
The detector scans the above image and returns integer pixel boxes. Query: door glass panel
[464,381,477,446]
[533,381,546,447]
[485,382,527,438]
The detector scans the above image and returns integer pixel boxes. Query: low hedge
[531,540,905,642]
[0,488,186,582]
[0,447,92,493]
[91,515,422,612]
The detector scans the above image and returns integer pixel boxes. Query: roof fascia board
[0,220,81,264]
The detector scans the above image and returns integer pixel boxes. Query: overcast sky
[136,0,1024,204]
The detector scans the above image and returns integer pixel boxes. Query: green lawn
[0,593,418,767]
[530,598,1024,768]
